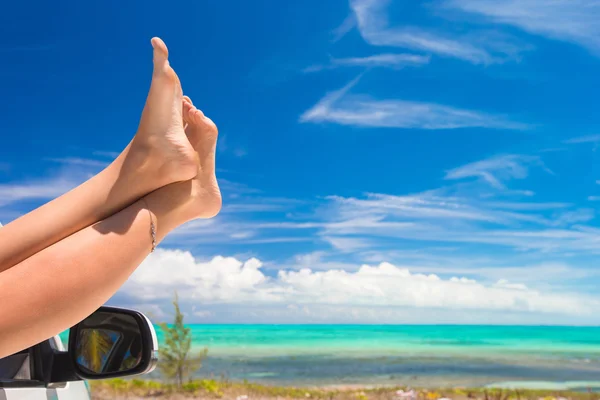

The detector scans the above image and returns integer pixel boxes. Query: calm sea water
[62,325,600,388]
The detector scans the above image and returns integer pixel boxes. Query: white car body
[0,306,157,400]
[0,336,90,400]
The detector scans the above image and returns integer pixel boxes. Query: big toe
[151,37,171,76]
[148,37,182,102]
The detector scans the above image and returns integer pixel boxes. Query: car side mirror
[68,306,158,380]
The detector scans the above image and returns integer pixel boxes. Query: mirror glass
[74,311,143,375]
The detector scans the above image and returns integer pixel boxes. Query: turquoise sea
[63,325,600,389]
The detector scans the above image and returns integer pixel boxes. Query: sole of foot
[126,37,198,189]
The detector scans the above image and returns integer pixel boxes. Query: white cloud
[321,198,600,254]
[122,250,271,303]
[120,250,599,321]
[191,307,214,318]
[326,194,501,224]
[233,148,248,157]
[310,184,600,255]
[551,209,595,226]
[493,279,528,291]
[444,0,600,55]
[293,251,328,267]
[46,157,109,169]
[445,154,547,189]
[0,175,81,206]
[93,150,120,159]
[331,13,357,43]
[322,236,372,252]
[485,201,571,211]
[335,53,430,67]
[229,231,255,239]
[564,134,600,144]
[0,155,107,208]
[218,178,262,195]
[349,0,526,64]
[161,193,309,245]
[305,53,431,72]
[395,261,595,286]
[286,251,359,271]
[149,153,598,258]
[301,77,528,130]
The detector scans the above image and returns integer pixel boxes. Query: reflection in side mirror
[69,306,158,380]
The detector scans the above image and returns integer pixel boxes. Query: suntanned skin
[0,38,222,358]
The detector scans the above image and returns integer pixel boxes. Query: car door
[0,336,90,400]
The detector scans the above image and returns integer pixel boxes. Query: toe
[183,101,193,124]
[151,37,169,74]
[188,108,206,127]
[193,108,205,119]
[182,99,206,126]
[202,116,218,137]
[151,37,180,89]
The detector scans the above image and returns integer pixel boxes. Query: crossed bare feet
[123,37,221,221]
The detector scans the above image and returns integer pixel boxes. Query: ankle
[143,181,196,241]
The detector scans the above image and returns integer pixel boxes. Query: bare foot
[143,98,221,239]
[125,38,197,187]
[180,96,222,219]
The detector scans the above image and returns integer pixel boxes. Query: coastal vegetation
[158,292,208,387]
[90,378,600,400]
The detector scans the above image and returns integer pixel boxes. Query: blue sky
[2,0,600,324]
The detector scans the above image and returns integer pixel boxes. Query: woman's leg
[0,99,221,358]
[0,37,197,273]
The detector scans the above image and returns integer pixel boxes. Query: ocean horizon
[62,324,600,389]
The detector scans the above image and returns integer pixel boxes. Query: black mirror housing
[68,306,158,380]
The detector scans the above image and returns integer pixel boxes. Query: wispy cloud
[219,178,262,196]
[349,0,527,64]
[217,134,249,158]
[358,251,595,285]
[0,156,109,208]
[317,192,600,255]
[551,208,595,226]
[238,154,597,257]
[0,175,80,207]
[134,151,598,263]
[444,0,600,55]
[93,150,120,159]
[564,134,600,144]
[331,13,357,43]
[445,154,547,189]
[0,157,105,213]
[46,157,109,169]
[233,148,248,157]
[335,53,431,68]
[158,188,310,247]
[304,53,430,72]
[300,77,528,130]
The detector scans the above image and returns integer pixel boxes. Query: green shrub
[158,292,208,388]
